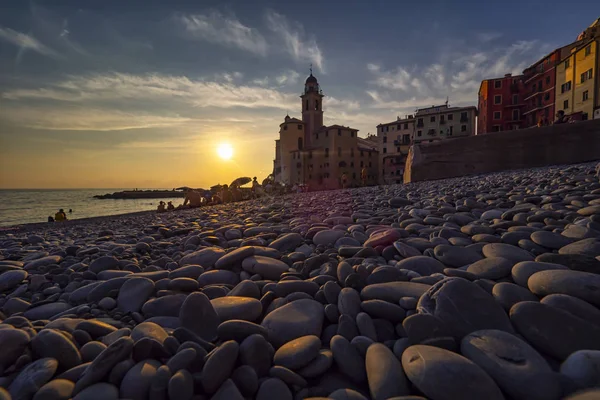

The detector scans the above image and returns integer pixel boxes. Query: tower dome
[305,74,318,84]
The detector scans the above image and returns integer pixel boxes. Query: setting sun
[217,143,234,160]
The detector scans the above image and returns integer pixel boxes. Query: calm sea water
[0,189,184,227]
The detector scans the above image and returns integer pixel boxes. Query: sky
[0,0,595,189]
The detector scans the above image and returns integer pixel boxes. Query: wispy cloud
[275,70,300,85]
[365,39,553,116]
[265,10,324,72]
[476,32,503,43]
[0,26,59,57]
[0,106,193,131]
[178,11,268,56]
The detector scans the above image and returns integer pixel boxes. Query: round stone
[417,277,514,339]
[510,301,600,360]
[0,328,30,371]
[396,256,445,275]
[560,350,600,390]
[434,245,484,268]
[179,292,219,341]
[402,345,504,400]
[261,299,324,348]
[179,247,225,268]
[131,322,168,344]
[492,282,539,311]
[559,238,600,257]
[273,335,321,370]
[366,343,410,400]
[313,230,346,247]
[119,359,161,400]
[168,369,193,400]
[511,261,569,287]
[9,358,58,400]
[117,277,155,313]
[482,243,534,263]
[211,296,262,322]
[466,257,513,279]
[541,294,600,327]
[528,270,600,307]
[330,335,366,383]
[32,329,82,369]
[73,383,119,400]
[0,270,27,292]
[256,378,292,400]
[33,379,75,400]
[360,282,430,303]
[201,341,239,393]
[241,256,289,280]
[530,231,573,249]
[461,329,560,400]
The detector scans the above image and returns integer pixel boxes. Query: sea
[0,189,184,227]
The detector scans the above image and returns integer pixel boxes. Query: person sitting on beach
[183,189,202,208]
[55,209,67,222]
[157,201,166,213]
[231,185,242,202]
[167,201,175,210]
[361,167,368,186]
[341,173,348,189]
[220,184,233,204]
[48,216,54,223]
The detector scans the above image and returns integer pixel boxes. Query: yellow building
[556,18,600,120]
[273,72,379,190]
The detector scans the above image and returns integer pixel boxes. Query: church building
[273,71,378,190]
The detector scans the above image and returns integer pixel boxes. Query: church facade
[272,72,379,190]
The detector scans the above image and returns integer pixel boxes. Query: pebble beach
[1,162,600,400]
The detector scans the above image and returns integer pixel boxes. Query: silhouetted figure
[157,201,166,213]
[48,216,54,223]
[167,201,175,210]
[554,110,570,125]
[183,189,202,208]
[55,209,67,222]
[69,209,72,213]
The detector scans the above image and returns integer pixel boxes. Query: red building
[478,73,525,133]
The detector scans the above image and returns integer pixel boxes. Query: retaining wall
[404,118,600,183]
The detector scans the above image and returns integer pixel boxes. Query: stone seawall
[404,118,600,183]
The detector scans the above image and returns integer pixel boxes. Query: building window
[585,45,592,56]
[493,111,501,120]
[461,125,467,132]
[352,172,356,179]
[309,151,313,159]
[404,123,408,129]
[512,94,518,104]
[369,152,371,158]
[386,126,389,132]
[298,124,302,130]
[383,136,387,143]
[298,137,303,150]
[305,100,309,111]
[494,95,502,105]
[565,59,570,68]
[338,147,342,156]
[561,81,572,93]
[391,126,395,131]
[338,129,341,136]
[316,133,319,140]
[360,151,364,157]
[360,161,364,168]
[447,114,453,121]
[581,69,593,83]
[350,148,354,157]
[350,162,354,167]
[563,99,569,109]
[449,126,453,135]
[417,118,424,127]
[417,130,422,137]
[325,131,329,137]
[546,76,550,84]
[544,93,550,101]
[493,125,501,132]
[583,90,589,101]
[397,147,400,152]
[325,148,329,157]
[315,100,319,111]
[283,125,288,131]
[512,109,519,121]
[350,131,354,137]
[494,80,502,89]
[430,116,435,122]
[383,147,387,154]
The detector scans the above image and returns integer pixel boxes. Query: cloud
[275,70,300,85]
[252,77,270,86]
[265,10,324,72]
[2,72,300,110]
[476,32,502,43]
[178,12,268,56]
[0,26,59,57]
[0,106,193,131]
[365,39,553,117]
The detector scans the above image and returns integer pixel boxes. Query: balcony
[523,88,543,102]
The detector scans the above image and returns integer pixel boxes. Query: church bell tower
[301,66,324,147]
